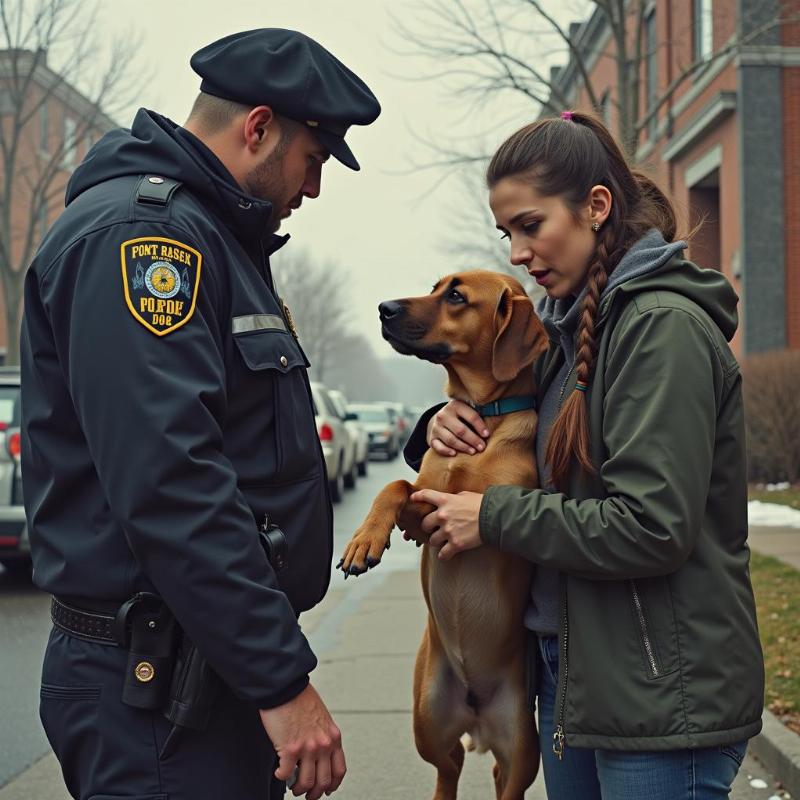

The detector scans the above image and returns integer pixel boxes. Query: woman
[406,112,764,799]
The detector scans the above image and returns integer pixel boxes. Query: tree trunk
[4,279,23,367]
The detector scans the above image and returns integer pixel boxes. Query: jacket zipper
[553,577,569,760]
[630,580,660,677]
[553,363,575,761]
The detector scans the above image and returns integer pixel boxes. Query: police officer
[21,29,380,800]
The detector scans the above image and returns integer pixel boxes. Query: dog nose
[379,300,405,321]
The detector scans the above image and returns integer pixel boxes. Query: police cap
[190,28,381,171]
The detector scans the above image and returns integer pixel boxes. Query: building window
[62,117,77,169]
[694,0,713,63]
[645,9,658,139]
[39,102,48,151]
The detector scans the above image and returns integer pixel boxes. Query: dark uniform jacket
[21,109,333,709]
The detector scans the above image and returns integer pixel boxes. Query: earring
[591,222,601,232]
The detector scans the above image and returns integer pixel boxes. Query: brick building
[547,0,798,356]
[0,48,115,362]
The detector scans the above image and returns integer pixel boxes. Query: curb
[749,708,800,797]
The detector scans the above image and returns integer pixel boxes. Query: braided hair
[486,112,677,490]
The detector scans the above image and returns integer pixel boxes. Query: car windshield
[349,408,389,423]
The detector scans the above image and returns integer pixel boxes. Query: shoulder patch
[120,237,202,336]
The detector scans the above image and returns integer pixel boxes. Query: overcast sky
[94,0,585,355]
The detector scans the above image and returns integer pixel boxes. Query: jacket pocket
[629,577,680,680]
[233,329,319,481]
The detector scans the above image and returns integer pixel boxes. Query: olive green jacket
[479,257,764,751]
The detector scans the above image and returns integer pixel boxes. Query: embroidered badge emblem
[121,237,202,336]
[281,298,299,340]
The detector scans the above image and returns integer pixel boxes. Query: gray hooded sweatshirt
[526,229,687,635]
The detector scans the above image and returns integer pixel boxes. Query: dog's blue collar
[471,394,537,417]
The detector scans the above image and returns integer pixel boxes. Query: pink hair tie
[561,111,574,121]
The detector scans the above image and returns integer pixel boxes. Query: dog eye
[446,289,466,304]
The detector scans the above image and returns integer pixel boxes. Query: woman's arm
[480,304,731,580]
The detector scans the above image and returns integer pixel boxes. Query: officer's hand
[427,399,489,457]
[260,683,345,799]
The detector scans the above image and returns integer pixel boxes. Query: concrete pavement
[749,525,800,571]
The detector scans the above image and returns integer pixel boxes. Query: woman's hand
[427,400,489,457]
[410,489,484,561]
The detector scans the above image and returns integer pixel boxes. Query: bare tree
[442,160,542,298]
[394,0,798,161]
[271,248,359,382]
[0,0,143,364]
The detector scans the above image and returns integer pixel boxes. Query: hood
[536,229,738,352]
[66,108,285,251]
[601,238,739,343]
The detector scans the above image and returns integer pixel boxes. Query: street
[0,457,786,799]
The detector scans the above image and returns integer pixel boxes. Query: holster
[161,516,289,734]
[163,632,222,731]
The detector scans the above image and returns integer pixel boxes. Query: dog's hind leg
[338,480,423,576]
[482,671,539,800]
[413,624,472,800]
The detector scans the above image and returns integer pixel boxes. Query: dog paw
[338,528,390,578]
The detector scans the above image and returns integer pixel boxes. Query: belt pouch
[121,603,179,710]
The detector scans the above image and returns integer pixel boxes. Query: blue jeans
[536,635,748,799]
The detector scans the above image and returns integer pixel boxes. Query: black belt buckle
[259,515,288,572]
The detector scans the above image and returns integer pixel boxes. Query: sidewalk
[749,524,800,570]
[0,564,781,799]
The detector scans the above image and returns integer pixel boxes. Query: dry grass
[750,550,800,736]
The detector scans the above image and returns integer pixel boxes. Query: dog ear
[492,288,549,383]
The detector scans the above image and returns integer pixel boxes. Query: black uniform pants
[40,628,285,800]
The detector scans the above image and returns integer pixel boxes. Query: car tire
[344,458,357,489]
[329,459,344,503]
[357,459,368,477]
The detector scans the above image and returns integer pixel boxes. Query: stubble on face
[244,132,296,234]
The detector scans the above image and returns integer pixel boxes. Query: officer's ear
[244,106,276,153]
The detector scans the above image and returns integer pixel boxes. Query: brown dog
[338,270,548,800]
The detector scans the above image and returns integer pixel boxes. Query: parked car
[328,389,368,479]
[348,403,400,460]
[0,368,28,573]
[310,381,355,502]
[377,401,415,446]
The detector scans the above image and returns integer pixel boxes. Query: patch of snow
[750,777,768,788]
[749,500,800,529]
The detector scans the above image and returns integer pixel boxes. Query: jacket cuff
[479,486,503,546]
[403,403,446,472]
[255,674,310,710]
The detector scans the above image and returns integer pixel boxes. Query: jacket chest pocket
[233,328,320,481]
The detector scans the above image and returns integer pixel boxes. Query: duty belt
[51,593,162,647]
[51,597,119,644]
